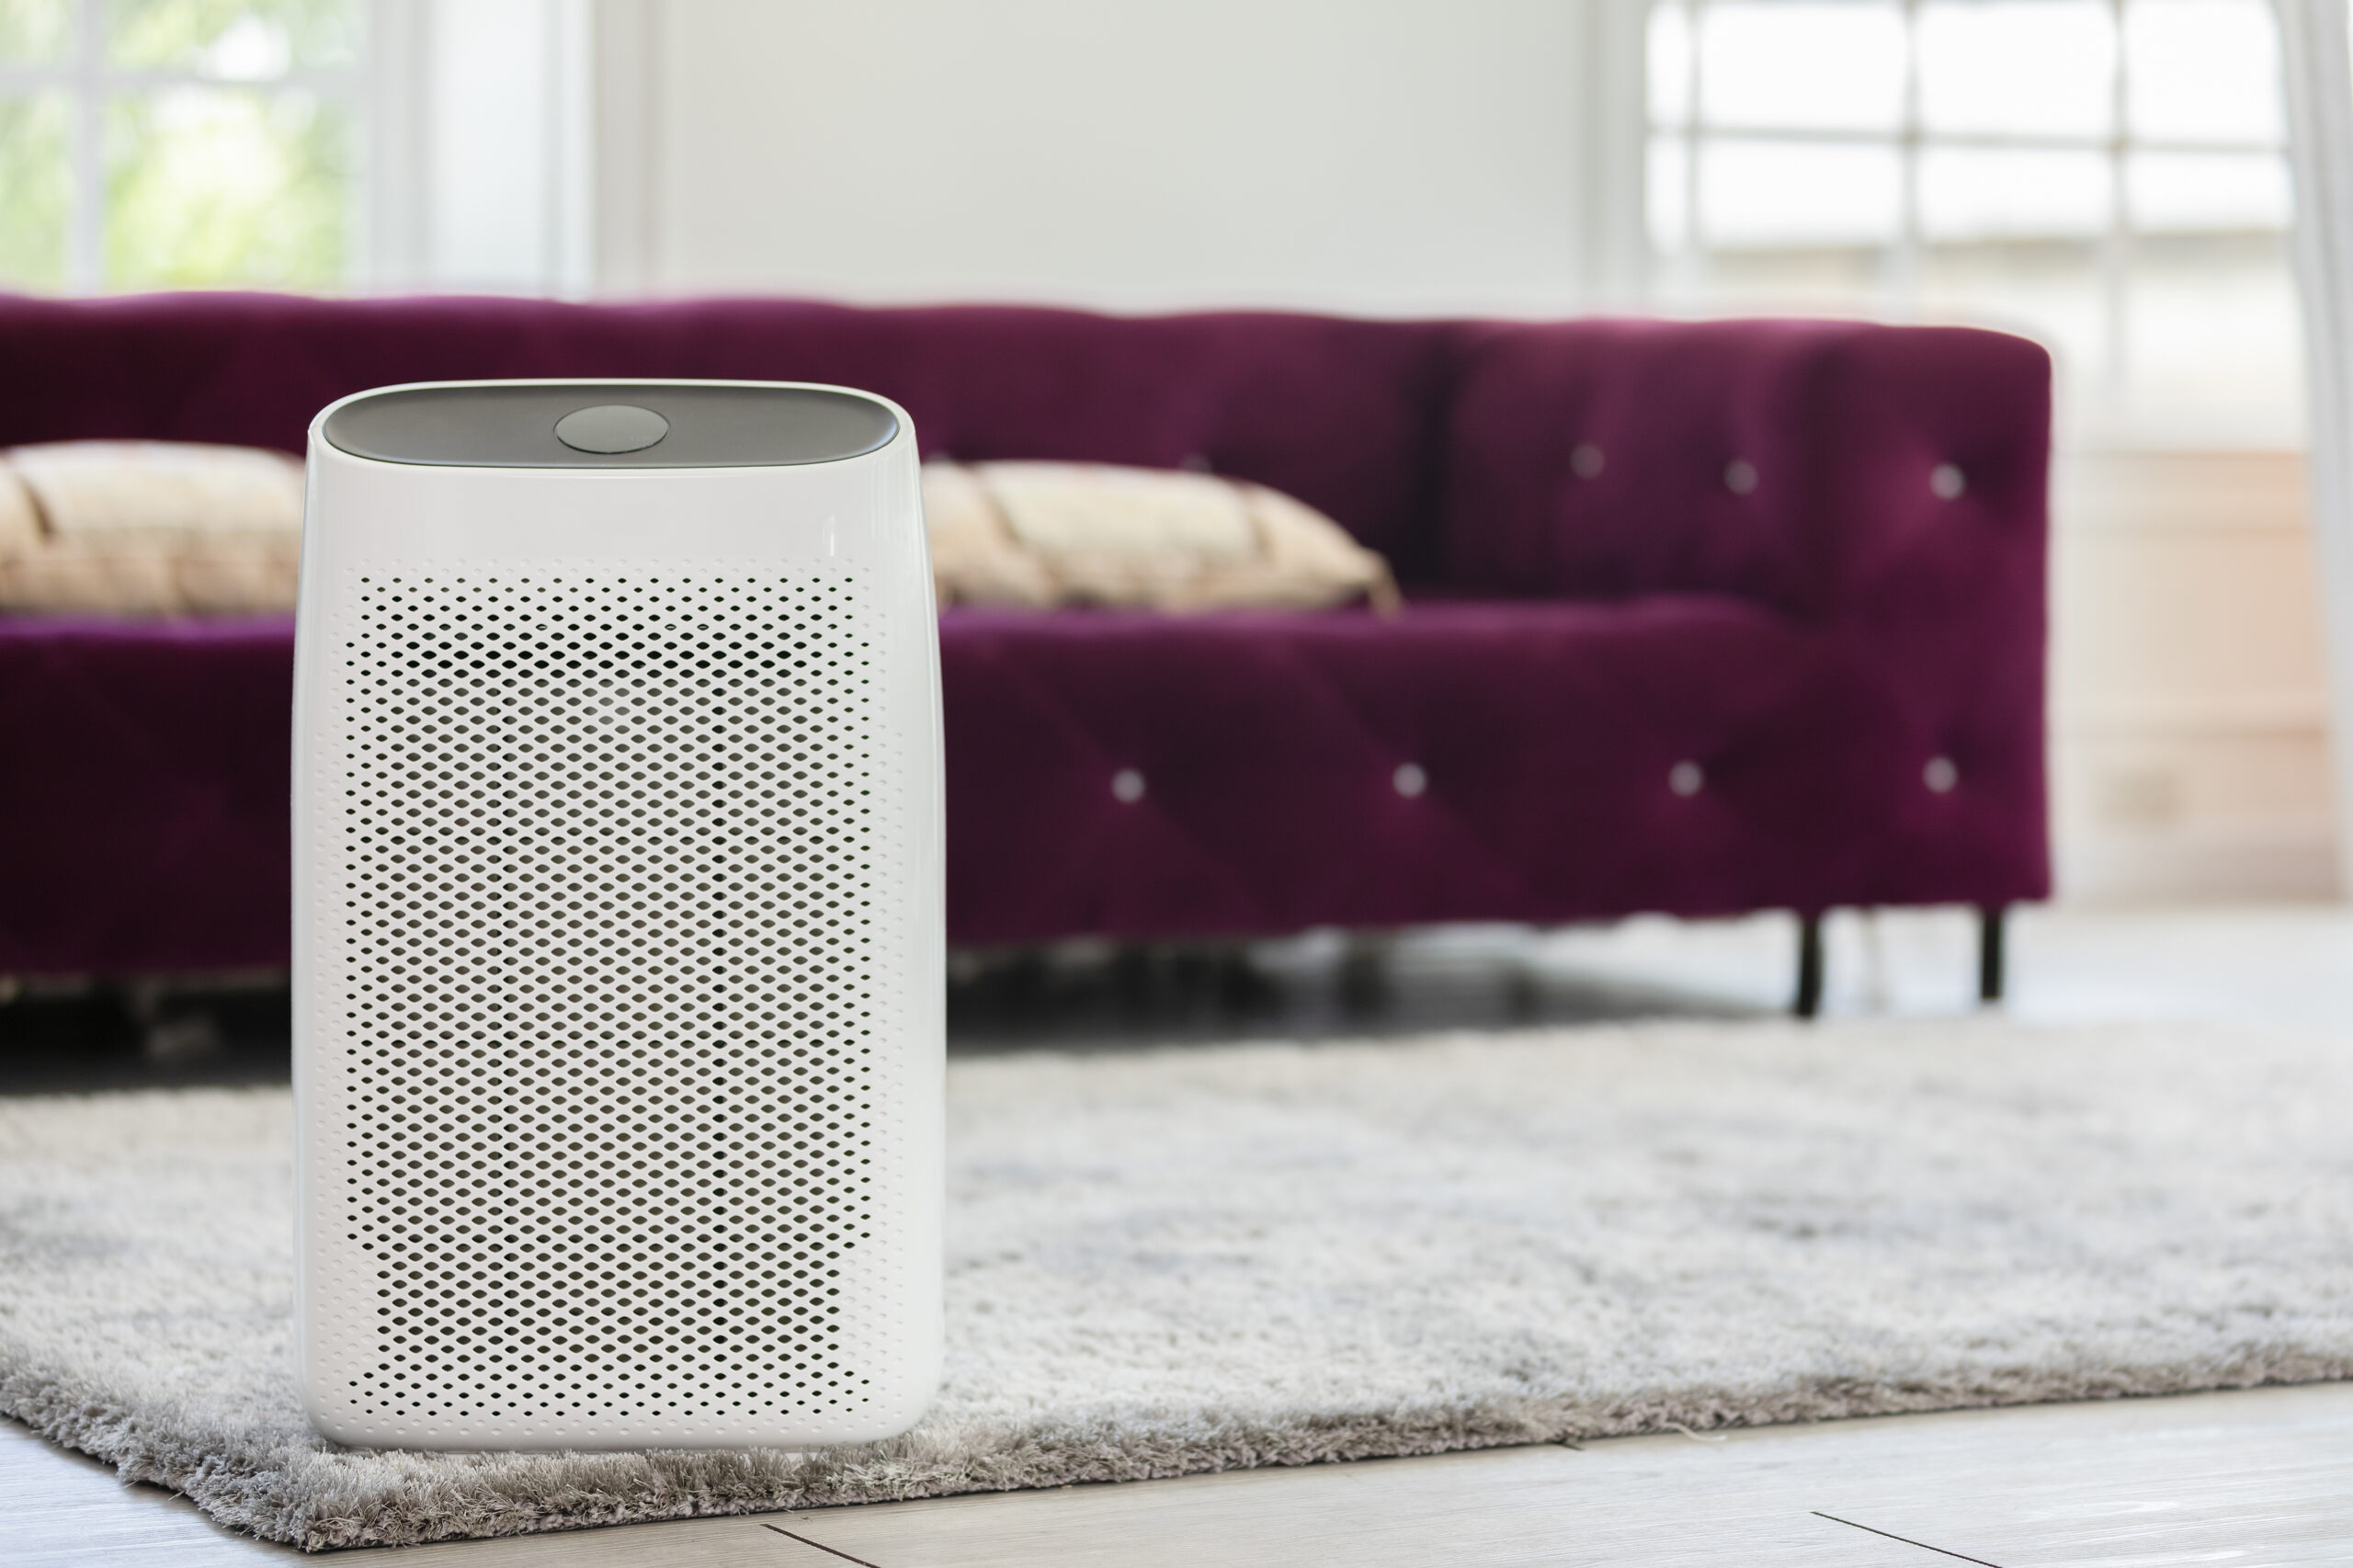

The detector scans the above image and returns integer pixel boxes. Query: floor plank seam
[762,1519,889,1567]
[1813,1510,2008,1566]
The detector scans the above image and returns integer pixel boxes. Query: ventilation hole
[1925,755,1960,793]
[1668,760,1705,797]
[1570,443,1606,480]
[1930,463,1967,500]
[1392,762,1427,798]
[1111,767,1146,803]
[328,570,903,1427]
[1723,460,1759,495]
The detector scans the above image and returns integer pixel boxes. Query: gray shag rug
[4,1017,2352,1551]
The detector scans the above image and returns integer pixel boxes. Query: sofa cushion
[0,615,295,973]
[938,597,1960,943]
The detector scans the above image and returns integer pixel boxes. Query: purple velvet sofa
[0,293,2050,1008]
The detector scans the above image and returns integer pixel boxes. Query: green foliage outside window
[0,0,358,294]
[0,0,71,63]
[104,85,347,290]
[0,93,71,290]
[108,0,357,73]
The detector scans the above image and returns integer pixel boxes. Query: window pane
[1919,0,2113,139]
[1699,138,1902,247]
[1678,246,1893,311]
[0,91,70,289]
[2124,0,2280,144]
[1649,134,1691,254]
[2128,151,2290,233]
[1699,1,1905,132]
[1921,148,2112,241]
[0,0,73,62]
[1649,0,1693,127]
[2119,235,2302,443]
[104,87,348,289]
[107,0,359,74]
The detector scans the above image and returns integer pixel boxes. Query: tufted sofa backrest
[0,293,2045,611]
[1436,317,2052,620]
[0,292,1460,584]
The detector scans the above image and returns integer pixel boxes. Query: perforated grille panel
[320,569,911,1437]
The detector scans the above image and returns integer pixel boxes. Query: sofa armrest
[1438,318,2052,904]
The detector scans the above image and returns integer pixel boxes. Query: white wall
[596,0,1645,314]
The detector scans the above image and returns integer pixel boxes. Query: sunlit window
[1648,0,2300,445]
[0,0,359,293]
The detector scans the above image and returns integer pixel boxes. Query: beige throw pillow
[0,440,305,616]
[0,447,1402,619]
[923,460,1400,613]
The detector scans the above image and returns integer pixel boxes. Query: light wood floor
[7,903,2353,1563]
[6,1380,2350,1565]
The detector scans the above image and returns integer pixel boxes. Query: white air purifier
[291,381,943,1451]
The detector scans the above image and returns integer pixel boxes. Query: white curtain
[2279,0,2353,892]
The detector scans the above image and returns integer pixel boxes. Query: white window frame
[1644,0,2292,400]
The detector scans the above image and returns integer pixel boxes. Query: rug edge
[13,1350,2351,1551]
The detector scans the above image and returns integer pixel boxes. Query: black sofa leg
[1978,903,2008,1006]
[1792,913,1824,1019]
[1338,929,1393,1015]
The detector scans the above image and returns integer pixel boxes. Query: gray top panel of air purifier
[321,383,900,469]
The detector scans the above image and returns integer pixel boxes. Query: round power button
[555,403,669,454]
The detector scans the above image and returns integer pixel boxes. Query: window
[1645,0,2299,445]
[0,0,361,294]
